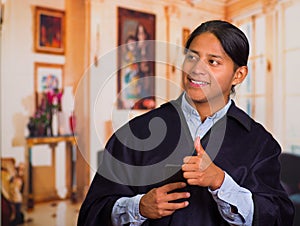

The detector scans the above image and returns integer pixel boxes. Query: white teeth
[191,79,208,85]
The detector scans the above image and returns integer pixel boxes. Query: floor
[21,200,82,226]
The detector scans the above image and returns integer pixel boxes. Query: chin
[185,90,208,104]
[190,97,208,105]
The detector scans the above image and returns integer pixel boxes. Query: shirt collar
[171,93,252,132]
[181,92,232,122]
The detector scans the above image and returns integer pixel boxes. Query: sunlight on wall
[283,2,300,152]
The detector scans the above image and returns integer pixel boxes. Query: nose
[191,59,209,76]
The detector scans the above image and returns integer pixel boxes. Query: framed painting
[117,7,156,110]
[34,62,64,108]
[34,6,65,54]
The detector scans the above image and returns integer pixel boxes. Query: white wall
[1,0,65,163]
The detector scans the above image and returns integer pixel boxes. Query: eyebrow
[187,49,223,60]
[186,49,199,55]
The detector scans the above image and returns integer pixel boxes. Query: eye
[208,59,219,66]
[185,52,199,62]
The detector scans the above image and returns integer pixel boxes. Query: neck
[185,95,229,122]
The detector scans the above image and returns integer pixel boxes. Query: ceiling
[180,0,231,9]
[183,0,229,5]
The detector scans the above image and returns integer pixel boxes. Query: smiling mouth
[188,77,210,87]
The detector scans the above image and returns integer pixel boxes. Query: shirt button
[134,216,139,220]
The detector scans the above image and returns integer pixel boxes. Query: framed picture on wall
[34,6,65,54]
[117,7,156,110]
[34,62,64,108]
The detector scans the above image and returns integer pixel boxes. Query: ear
[232,66,248,86]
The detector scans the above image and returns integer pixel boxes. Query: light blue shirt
[111,93,254,226]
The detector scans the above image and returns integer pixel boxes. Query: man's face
[182,32,238,106]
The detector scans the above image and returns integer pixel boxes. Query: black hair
[184,20,249,94]
[125,35,137,43]
[135,23,150,40]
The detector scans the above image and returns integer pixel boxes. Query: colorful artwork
[117,7,156,110]
[35,6,65,54]
[34,62,64,108]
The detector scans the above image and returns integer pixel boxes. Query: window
[281,2,300,152]
[233,2,300,153]
[235,16,268,126]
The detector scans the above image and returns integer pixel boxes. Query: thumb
[194,136,204,156]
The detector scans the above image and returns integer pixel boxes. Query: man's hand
[139,182,190,219]
[182,137,225,190]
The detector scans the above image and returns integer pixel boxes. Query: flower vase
[69,113,76,134]
[27,117,36,137]
[36,124,46,137]
[52,110,59,136]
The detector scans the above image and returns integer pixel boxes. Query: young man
[78,20,294,226]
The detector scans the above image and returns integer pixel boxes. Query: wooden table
[25,135,78,209]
